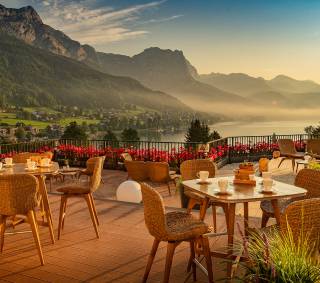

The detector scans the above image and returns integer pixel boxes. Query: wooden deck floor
[0,194,263,283]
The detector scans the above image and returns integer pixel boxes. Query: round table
[1,162,59,243]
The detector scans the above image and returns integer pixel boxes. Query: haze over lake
[151,120,319,142]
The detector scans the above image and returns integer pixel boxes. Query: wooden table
[1,162,59,243]
[182,176,307,278]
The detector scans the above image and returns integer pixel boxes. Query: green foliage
[239,226,320,282]
[121,128,140,141]
[305,123,320,136]
[185,119,221,143]
[61,122,87,140]
[104,130,118,141]
[14,126,26,141]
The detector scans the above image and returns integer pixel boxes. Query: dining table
[182,175,307,278]
[1,162,60,243]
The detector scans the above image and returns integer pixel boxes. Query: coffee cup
[263,179,273,191]
[5,158,12,166]
[218,178,228,193]
[27,161,36,170]
[197,171,209,182]
[262,172,272,180]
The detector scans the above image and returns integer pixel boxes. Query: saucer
[196,179,212,185]
[259,189,276,194]
[214,190,232,196]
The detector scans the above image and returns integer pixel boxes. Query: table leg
[227,203,236,279]
[244,202,249,236]
[199,197,209,221]
[38,176,55,244]
[271,199,281,225]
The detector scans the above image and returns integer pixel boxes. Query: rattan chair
[141,183,213,283]
[79,155,105,183]
[57,157,102,239]
[0,174,44,265]
[121,152,133,161]
[277,139,304,171]
[180,159,228,232]
[260,168,320,227]
[280,198,320,246]
[307,139,320,159]
[147,162,176,195]
[124,160,149,181]
[12,152,53,164]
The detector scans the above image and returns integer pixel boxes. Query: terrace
[0,134,319,283]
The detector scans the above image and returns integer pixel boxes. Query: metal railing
[0,134,318,167]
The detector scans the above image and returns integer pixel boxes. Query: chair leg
[211,205,217,233]
[61,197,68,230]
[261,212,270,228]
[84,194,100,239]
[45,208,55,244]
[167,183,171,196]
[58,195,67,240]
[189,240,197,281]
[163,242,177,283]
[89,193,99,226]
[142,238,160,283]
[201,236,213,283]
[27,210,44,265]
[0,215,7,253]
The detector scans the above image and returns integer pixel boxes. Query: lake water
[150,120,319,142]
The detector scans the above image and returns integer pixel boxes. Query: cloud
[17,0,180,47]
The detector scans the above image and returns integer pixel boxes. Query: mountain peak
[0,4,42,24]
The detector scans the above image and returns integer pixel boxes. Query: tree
[185,119,221,143]
[121,128,140,141]
[61,122,88,140]
[104,130,118,141]
[305,123,320,136]
[15,126,26,141]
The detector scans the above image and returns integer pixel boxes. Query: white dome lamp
[116,181,142,203]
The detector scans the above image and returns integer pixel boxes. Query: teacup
[197,171,209,182]
[249,174,255,181]
[5,158,12,166]
[262,172,272,180]
[26,158,31,164]
[27,161,36,170]
[263,179,273,191]
[40,158,50,167]
[218,178,228,193]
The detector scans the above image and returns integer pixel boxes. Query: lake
[144,120,319,142]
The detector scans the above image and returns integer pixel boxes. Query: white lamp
[116,181,142,203]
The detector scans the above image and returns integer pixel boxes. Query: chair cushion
[165,211,209,241]
[57,186,90,194]
[260,199,293,215]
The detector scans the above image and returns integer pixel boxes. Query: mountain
[0,4,98,64]
[198,73,273,97]
[267,75,320,94]
[97,47,247,106]
[0,32,189,112]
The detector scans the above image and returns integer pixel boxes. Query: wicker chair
[121,152,133,161]
[78,155,105,183]
[307,139,320,159]
[280,198,320,246]
[277,139,304,171]
[260,168,320,227]
[57,157,102,239]
[0,174,44,265]
[141,183,213,283]
[124,160,149,181]
[180,159,228,232]
[12,152,54,164]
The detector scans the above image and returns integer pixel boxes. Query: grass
[0,117,50,129]
[60,117,100,126]
[23,107,61,114]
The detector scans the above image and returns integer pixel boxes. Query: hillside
[0,33,189,112]
[198,73,273,97]
[97,47,248,106]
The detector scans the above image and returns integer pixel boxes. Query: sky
[3,0,320,82]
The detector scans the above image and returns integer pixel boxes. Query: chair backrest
[294,169,320,198]
[141,183,167,240]
[124,161,149,182]
[12,152,32,163]
[0,174,39,215]
[307,139,320,155]
[121,153,133,161]
[277,139,297,155]
[180,159,216,181]
[42,151,54,160]
[90,157,103,193]
[280,198,320,246]
[147,162,170,183]
[86,157,97,174]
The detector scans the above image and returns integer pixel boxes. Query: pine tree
[185,119,221,143]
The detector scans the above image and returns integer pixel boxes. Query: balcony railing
[0,133,318,169]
